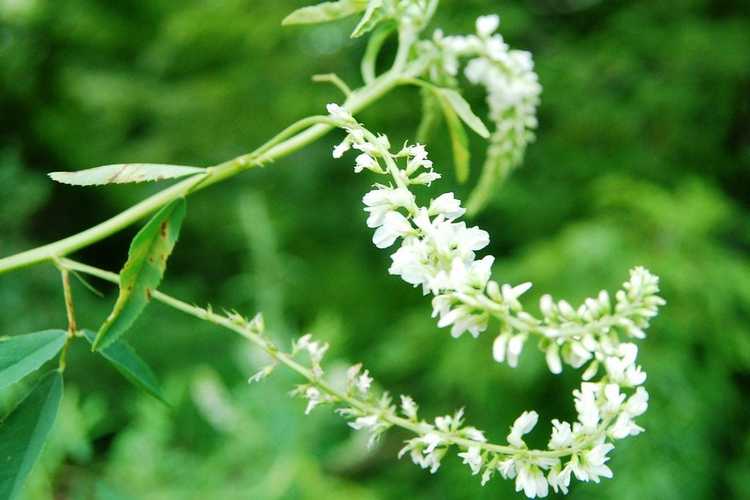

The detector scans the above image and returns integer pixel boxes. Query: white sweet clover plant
[0,1,664,499]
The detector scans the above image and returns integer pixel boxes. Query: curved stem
[0,70,405,275]
[59,256,609,461]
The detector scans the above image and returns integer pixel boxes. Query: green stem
[0,69,407,275]
[57,267,77,371]
[58,257,608,461]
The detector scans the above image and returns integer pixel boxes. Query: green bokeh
[1,0,748,498]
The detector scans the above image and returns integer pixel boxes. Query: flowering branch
[323,104,664,496]
[60,255,656,498]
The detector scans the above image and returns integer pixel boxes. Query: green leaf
[282,0,368,25]
[92,199,187,350]
[83,330,166,404]
[437,89,490,139]
[416,86,442,144]
[48,164,205,187]
[0,330,67,390]
[351,0,384,38]
[0,371,63,500]
[436,93,471,183]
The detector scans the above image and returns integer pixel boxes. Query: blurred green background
[1,0,749,498]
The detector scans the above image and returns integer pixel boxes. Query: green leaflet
[436,93,471,183]
[92,199,187,350]
[48,164,205,187]
[282,0,368,26]
[436,88,490,139]
[0,330,67,390]
[83,330,166,404]
[0,371,63,500]
[404,79,490,183]
[416,86,442,144]
[351,0,384,38]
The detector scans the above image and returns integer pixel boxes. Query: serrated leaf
[437,89,490,139]
[282,0,368,25]
[48,164,205,187]
[93,199,187,350]
[436,93,471,183]
[83,330,166,404]
[351,0,384,38]
[0,330,67,390]
[0,371,63,500]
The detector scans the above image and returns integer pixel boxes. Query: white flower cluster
[285,330,652,497]
[319,105,665,497]
[430,15,542,209]
[494,267,666,375]
[328,102,504,340]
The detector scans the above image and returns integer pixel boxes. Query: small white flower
[493,332,509,363]
[362,186,415,228]
[422,432,443,453]
[463,427,487,442]
[304,387,322,414]
[458,446,483,475]
[539,294,555,318]
[476,14,500,38]
[573,443,615,483]
[248,364,275,384]
[436,303,489,338]
[609,413,644,439]
[507,334,526,368]
[625,386,649,417]
[356,370,373,395]
[428,192,465,220]
[332,140,350,159]
[545,343,562,374]
[573,383,601,433]
[354,153,377,173]
[326,102,352,122]
[372,211,413,248]
[547,463,572,494]
[410,170,441,186]
[400,395,419,420]
[602,383,626,415]
[349,414,379,430]
[515,461,549,498]
[507,410,538,448]
[548,419,573,449]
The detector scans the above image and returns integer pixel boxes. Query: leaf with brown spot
[92,199,186,350]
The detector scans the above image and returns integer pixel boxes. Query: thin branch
[57,267,78,371]
[312,74,352,97]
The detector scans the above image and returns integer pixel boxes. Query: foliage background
[1,0,749,498]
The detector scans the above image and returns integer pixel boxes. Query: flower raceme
[318,102,665,497]
[423,14,542,212]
